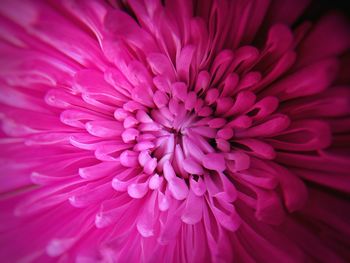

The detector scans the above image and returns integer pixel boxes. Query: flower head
[0,0,350,262]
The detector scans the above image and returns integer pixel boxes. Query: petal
[235,114,290,138]
[168,176,189,201]
[265,58,339,101]
[128,181,149,199]
[104,9,157,53]
[183,157,204,175]
[86,121,123,138]
[163,160,176,181]
[297,13,350,67]
[267,120,331,151]
[202,153,226,172]
[190,176,206,196]
[137,191,158,237]
[181,191,203,224]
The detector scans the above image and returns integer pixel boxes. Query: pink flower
[0,0,350,262]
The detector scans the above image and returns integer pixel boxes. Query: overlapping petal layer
[0,0,349,262]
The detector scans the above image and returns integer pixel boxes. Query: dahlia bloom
[0,0,350,262]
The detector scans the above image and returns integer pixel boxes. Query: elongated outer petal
[265,58,339,101]
[181,190,203,224]
[137,191,158,237]
[46,238,76,257]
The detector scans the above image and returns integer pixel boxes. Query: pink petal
[202,153,226,172]
[183,157,204,175]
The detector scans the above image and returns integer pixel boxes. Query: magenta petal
[46,238,76,257]
[183,157,204,175]
[79,162,117,180]
[149,173,162,190]
[120,150,139,167]
[168,176,189,201]
[190,176,206,196]
[163,160,176,181]
[172,82,188,102]
[236,114,290,138]
[104,9,157,53]
[297,13,350,66]
[269,161,308,212]
[128,181,149,199]
[86,121,123,138]
[181,190,203,224]
[265,58,339,101]
[147,53,176,78]
[202,153,226,172]
[255,189,286,225]
[158,190,170,212]
[267,120,332,151]
[137,191,158,237]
